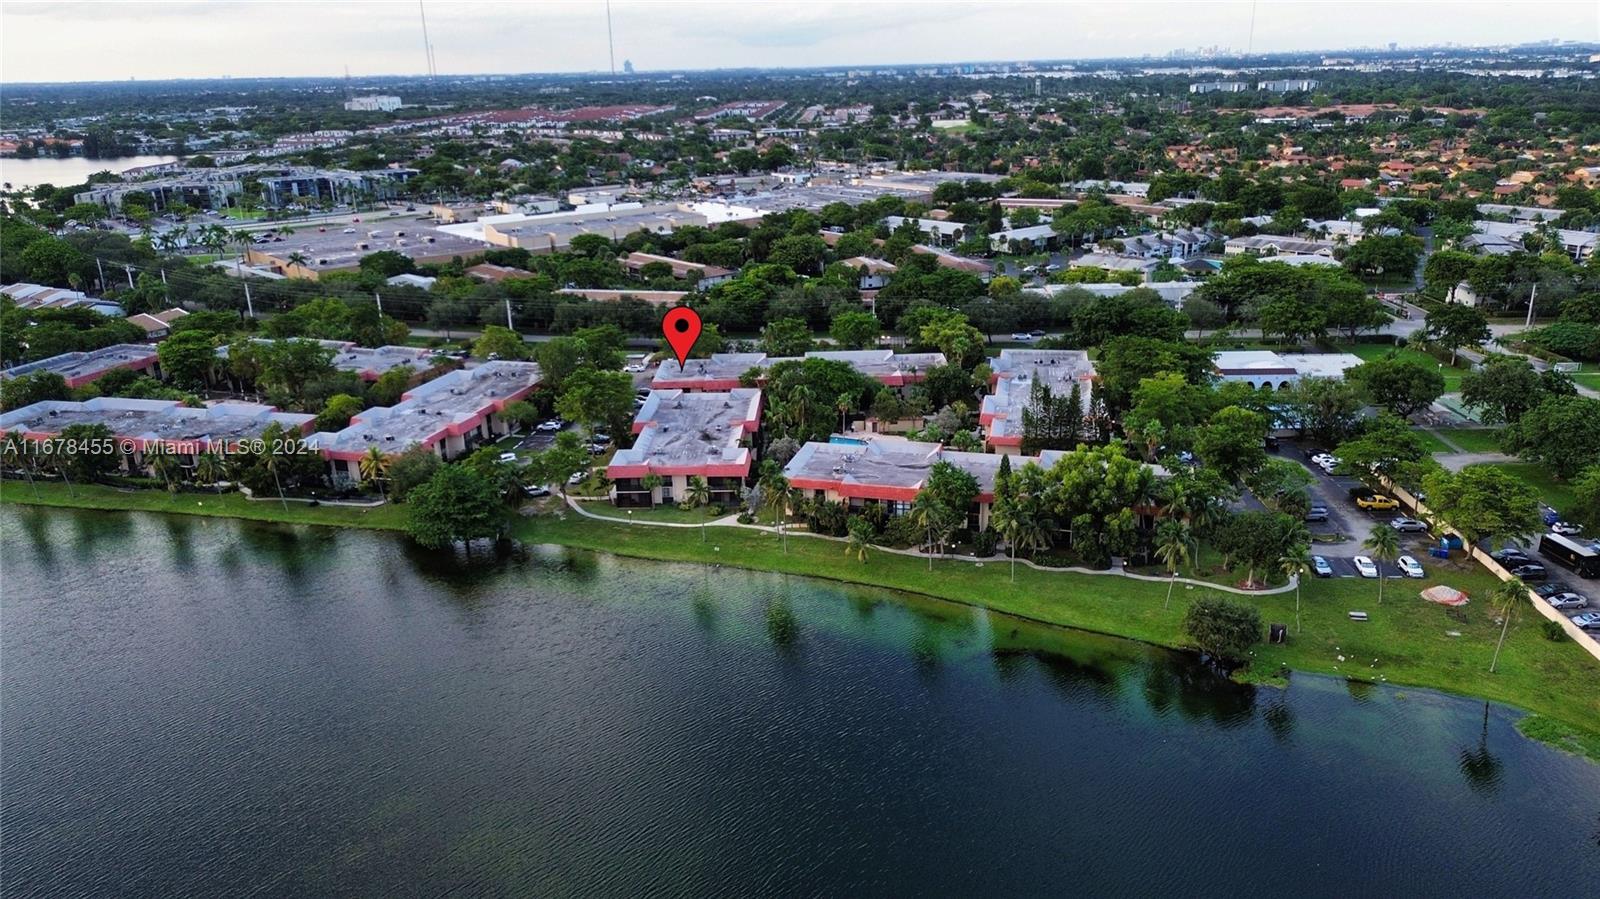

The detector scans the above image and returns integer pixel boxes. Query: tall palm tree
[991,499,1023,582]
[358,445,389,498]
[641,472,664,507]
[264,451,288,511]
[1155,519,1194,610]
[1186,496,1226,572]
[286,251,309,268]
[687,475,711,542]
[760,470,792,553]
[835,392,854,435]
[194,450,225,493]
[845,516,873,563]
[1278,543,1313,633]
[909,492,945,571]
[1363,525,1401,605]
[1489,578,1527,674]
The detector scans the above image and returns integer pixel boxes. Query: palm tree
[687,475,711,542]
[264,451,288,511]
[909,492,945,571]
[1278,544,1313,632]
[194,450,225,493]
[760,470,792,553]
[2,430,39,499]
[1489,578,1527,674]
[845,516,873,563]
[835,392,854,434]
[991,499,1023,582]
[286,251,309,269]
[358,445,389,498]
[147,445,181,493]
[641,472,664,507]
[1155,519,1194,610]
[1363,525,1401,605]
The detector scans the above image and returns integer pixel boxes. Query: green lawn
[1415,430,1455,455]
[221,207,267,221]
[584,502,729,525]
[1,479,406,530]
[1348,344,1468,390]
[1431,427,1505,454]
[1485,462,1580,514]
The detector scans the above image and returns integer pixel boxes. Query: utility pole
[124,264,135,288]
[1524,282,1537,330]
[374,291,383,316]
[505,298,514,330]
[606,0,616,76]
[95,257,107,292]
[243,280,255,319]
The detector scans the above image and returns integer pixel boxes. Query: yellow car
[1355,494,1399,511]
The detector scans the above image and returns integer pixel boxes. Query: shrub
[972,529,999,557]
[1182,596,1264,667]
[1541,619,1570,642]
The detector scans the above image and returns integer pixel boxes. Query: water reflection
[1459,702,1504,795]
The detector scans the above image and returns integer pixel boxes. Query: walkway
[562,495,1298,597]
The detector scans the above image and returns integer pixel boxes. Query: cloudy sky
[3,0,1595,83]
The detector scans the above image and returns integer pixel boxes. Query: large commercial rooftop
[218,339,438,381]
[605,388,761,479]
[0,397,314,452]
[1213,350,1365,388]
[305,360,540,460]
[1,344,160,388]
[246,223,488,278]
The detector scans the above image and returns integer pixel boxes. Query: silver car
[1545,592,1588,610]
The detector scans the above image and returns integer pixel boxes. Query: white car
[1353,556,1379,578]
[1010,332,1034,341]
[623,363,647,373]
[1397,555,1424,579]
[535,420,561,433]
[1317,456,1342,472]
[567,470,586,486]
[1545,592,1588,610]
[341,227,357,234]
[1551,521,1584,536]
[1572,611,1600,630]
[498,452,518,464]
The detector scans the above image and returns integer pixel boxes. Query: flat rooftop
[218,339,438,380]
[606,388,760,478]
[1,344,159,385]
[784,435,1039,500]
[305,360,540,459]
[983,350,1097,446]
[653,353,768,389]
[0,397,314,450]
[251,223,488,272]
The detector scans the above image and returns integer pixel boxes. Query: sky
[2,0,1596,84]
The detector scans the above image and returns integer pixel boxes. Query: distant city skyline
[2,0,1595,84]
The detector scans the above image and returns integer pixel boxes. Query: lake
[0,155,180,191]
[3,507,1597,897]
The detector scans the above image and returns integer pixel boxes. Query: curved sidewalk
[563,495,1298,597]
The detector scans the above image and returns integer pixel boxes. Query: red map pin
[662,307,703,369]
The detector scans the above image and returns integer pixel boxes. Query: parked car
[1571,611,1600,631]
[1389,517,1428,533]
[1491,548,1532,566]
[535,420,561,433]
[523,485,550,498]
[1532,582,1572,598]
[1545,592,1588,610]
[342,227,357,234]
[1541,506,1560,526]
[587,443,608,455]
[1263,435,1280,451]
[590,433,611,445]
[1354,556,1379,578]
[1397,555,1425,579]
[1355,494,1399,511]
[567,470,587,486]
[1305,506,1329,523]
[1551,521,1584,536]
[1508,563,1548,582]
[1010,332,1035,341]
[498,452,518,464]
[1312,556,1334,578]
[623,363,647,373]
[1029,329,1045,337]
[1318,457,1342,473]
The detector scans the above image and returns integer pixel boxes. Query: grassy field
[1486,462,1580,513]
[1349,343,1468,390]
[0,479,407,530]
[7,479,1598,761]
[1431,427,1505,454]
[582,501,728,525]
[1415,430,1456,455]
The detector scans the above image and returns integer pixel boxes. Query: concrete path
[563,495,1298,597]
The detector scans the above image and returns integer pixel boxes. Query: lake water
[3,507,1598,897]
[0,155,180,191]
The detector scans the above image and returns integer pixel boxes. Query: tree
[556,369,635,439]
[193,450,225,493]
[1348,354,1446,418]
[358,250,417,279]
[1182,296,1227,336]
[845,515,874,563]
[155,330,216,391]
[1213,510,1304,588]
[909,492,950,570]
[2,430,39,497]
[1182,596,1263,667]
[1341,234,1422,277]
[1489,578,1527,674]
[829,310,880,349]
[1194,406,1267,484]
[1334,413,1428,480]
[1288,376,1365,447]
[404,465,507,549]
[1245,457,1315,518]
[1501,395,1600,479]
[358,445,389,497]
[759,317,813,356]
[530,431,588,494]
[314,393,364,432]
[473,325,527,360]
[533,337,584,394]
[256,339,336,410]
[387,445,442,502]
[1568,465,1600,532]
[1154,518,1194,610]
[1363,524,1401,605]
[1422,304,1490,365]
[1421,465,1542,549]
[0,371,71,411]
[1459,356,1549,425]
[1278,544,1312,633]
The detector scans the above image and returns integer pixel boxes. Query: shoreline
[5,480,1598,762]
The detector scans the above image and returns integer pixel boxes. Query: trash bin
[1269,623,1287,644]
